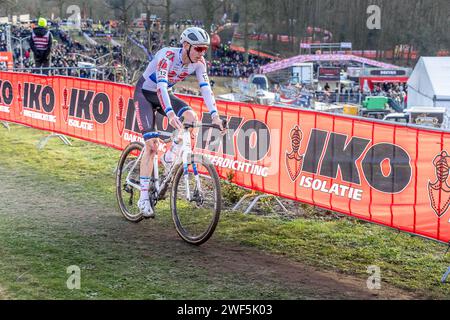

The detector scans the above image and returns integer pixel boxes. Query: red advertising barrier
[1,72,450,244]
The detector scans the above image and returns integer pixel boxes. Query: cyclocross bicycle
[116,120,226,245]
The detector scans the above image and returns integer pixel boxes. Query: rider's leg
[136,136,159,218]
[134,81,158,217]
[140,137,160,182]
[139,137,159,199]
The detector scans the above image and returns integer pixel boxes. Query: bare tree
[104,0,137,35]
[151,0,173,44]
[234,0,260,62]
[2,0,449,61]
[53,0,66,19]
[199,0,222,60]
[141,0,154,51]
[0,0,22,16]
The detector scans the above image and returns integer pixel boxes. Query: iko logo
[0,80,13,114]
[285,125,412,194]
[23,82,55,113]
[63,88,111,131]
[0,80,13,106]
[22,82,57,123]
[428,151,450,218]
[116,96,126,136]
[285,125,304,181]
[61,87,69,123]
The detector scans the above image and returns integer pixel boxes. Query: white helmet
[180,27,210,46]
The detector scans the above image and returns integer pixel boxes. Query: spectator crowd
[1,17,275,86]
[370,82,408,109]
[0,22,127,81]
[209,43,273,78]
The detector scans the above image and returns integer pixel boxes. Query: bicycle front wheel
[171,154,221,245]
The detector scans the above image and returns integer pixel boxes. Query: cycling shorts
[134,76,192,141]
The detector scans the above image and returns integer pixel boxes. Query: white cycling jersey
[140,47,218,117]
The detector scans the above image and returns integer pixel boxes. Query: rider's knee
[145,138,159,156]
[183,110,198,124]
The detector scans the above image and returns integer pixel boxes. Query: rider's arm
[195,58,219,118]
[155,52,175,117]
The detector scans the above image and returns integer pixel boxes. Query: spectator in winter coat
[29,17,53,73]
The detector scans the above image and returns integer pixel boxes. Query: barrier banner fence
[1,72,450,244]
[0,52,13,70]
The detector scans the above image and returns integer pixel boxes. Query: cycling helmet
[180,27,210,46]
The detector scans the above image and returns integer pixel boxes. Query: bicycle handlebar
[183,119,228,130]
[159,119,228,144]
[177,116,228,131]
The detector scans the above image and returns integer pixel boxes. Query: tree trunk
[406,44,412,66]
[145,3,152,52]
[59,1,64,19]
[164,0,171,45]
[203,7,214,61]
[243,0,249,63]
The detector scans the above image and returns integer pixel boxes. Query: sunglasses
[192,46,208,53]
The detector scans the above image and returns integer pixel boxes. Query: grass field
[0,124,449,299]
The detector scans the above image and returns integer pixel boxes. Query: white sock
[140,176,150,201]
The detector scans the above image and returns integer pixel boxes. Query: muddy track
[0,166,418,300]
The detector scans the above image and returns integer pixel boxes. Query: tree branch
[125,0,137,11]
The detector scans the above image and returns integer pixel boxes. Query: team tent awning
[407,57,450,107]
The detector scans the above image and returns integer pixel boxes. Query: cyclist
[133,27,224,218]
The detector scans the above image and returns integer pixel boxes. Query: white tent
[408,57,450,128]
[408,57,450,108]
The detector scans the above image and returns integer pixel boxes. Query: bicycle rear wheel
[171,154,221,245]
[116,142,145,222]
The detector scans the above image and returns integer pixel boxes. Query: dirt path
[0,166,418,300]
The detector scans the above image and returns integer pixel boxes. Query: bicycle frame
[124,127,201,201]
[117,119,226,244]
